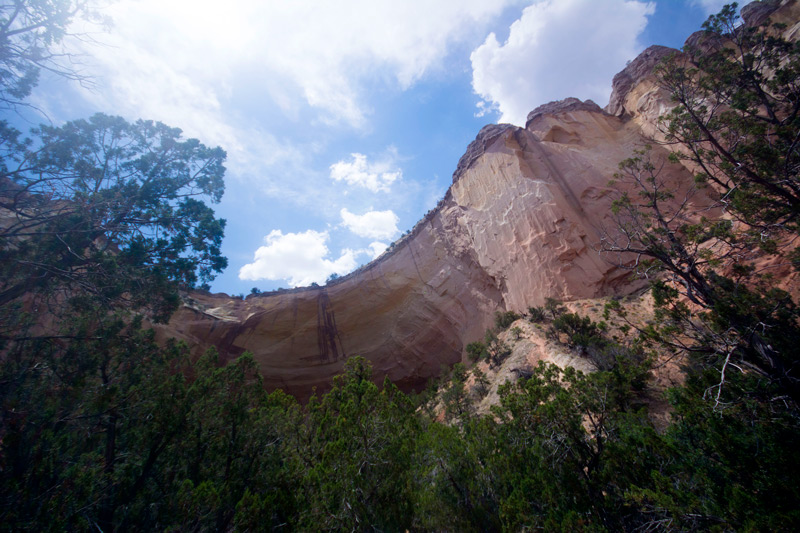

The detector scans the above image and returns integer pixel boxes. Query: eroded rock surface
[159,96,708,400]
[161,2,800,399]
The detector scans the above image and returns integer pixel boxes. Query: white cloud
[238,230,393,287]
[239,230,359,287]
[470,0,655,125]
[690,0,728,15]
[66,0,523,131]
[367,241,389,259]
[60,0,302,182]
[330,153,401,192]
[340,208,400,240]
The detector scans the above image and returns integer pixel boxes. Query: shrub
[466,341,487,362]
[551,312,606,351]
[472,367,490,398]
[544,298,566,319]
[484,329,512,368]
[528,306,547,323]
[494,310,520,330]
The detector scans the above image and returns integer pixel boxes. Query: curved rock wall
[159,98,704,400]
[157,1,800,398]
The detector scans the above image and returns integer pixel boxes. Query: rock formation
[158,0,794,400]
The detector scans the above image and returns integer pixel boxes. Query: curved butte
[157,0,797,399]
[156,94,709,401]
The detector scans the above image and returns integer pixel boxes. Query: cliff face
[160,101,694,400]
[159,0,794,400]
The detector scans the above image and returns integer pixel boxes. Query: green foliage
[0,1,101,109]
[544,297,566,319]
[0,113,228,324]
[491,359,657,530]
[484,328,512,368]
[2,322,797,531]
[472,367,490,398]
[551,312,605,350]
[602,298,625,321]
[441,362,474,424]
[603,17,800,402]
[412,416,502,531]
[3,4,800,531]
[0,318,298,530]
[527,305,547,322]
[658,2,800,234]
[300,357,418,531]
[493,309,520,330]
[466,340,487,362]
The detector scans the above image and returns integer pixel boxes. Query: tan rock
[163,1,800,399]
[158,96,711,400]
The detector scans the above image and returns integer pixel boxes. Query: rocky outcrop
[605,0,800,139]
[605,45,674,119]
[159,98,707,400]
[526,97,605,127]
[159,2,800,400]
[452,123,517,183]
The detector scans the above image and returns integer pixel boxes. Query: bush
[484,329,512,368]
[472,367,490,398]
[466,341,487,362]
[528,306,546,322]
[551,313,606,351]
[544,298,566,319]
[494,310,520,330]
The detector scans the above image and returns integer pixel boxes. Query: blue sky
[24,0,729,295]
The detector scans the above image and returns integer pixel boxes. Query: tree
[544,297,566,320]
[466,340,487,362]
[656,3,800,236]
[600,2,800,406]
[483,329,511,368]
[527,305,546,322]
[299,357,418,531]
[0,113,227,326]
[442,362,474,423]
[493,310,519,330]
[0,0,101,110]
[0,91,231,528]
[471,366,490,398]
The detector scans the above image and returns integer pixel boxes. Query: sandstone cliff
[159,0,794,400]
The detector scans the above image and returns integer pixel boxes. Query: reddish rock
[158,100,708,400]
[158,1,800,400]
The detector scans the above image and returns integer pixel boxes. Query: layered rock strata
[161,99,706,400]
[160,0,800,399]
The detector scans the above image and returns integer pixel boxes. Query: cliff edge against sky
[158,0,799,399]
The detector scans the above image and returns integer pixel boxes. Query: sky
[23,0,730,295]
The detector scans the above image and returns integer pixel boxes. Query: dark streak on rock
[317,289,345,362]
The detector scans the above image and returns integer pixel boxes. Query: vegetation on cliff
[1,1,800,531]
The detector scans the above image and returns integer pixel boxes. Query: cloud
[690,0,728,15]
[340,208,400,240]
[367,241,389,259]
[60,0,303,183]
[238,230,392,286]
[66,0,522,132]
[239,230,359,287]
[470,0,655,125]
[330,153,402,192]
